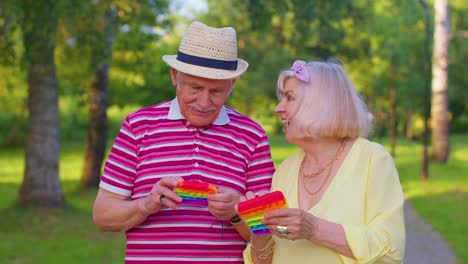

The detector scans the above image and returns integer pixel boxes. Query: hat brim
[162,55,249,80]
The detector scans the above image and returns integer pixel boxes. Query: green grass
[0,144,125,263]
[0,135,467,263]
[391,134,468,264]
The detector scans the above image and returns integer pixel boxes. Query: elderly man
[93,21,275,264]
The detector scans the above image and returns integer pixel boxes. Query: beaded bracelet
[255,246,273,260]
[252,238,274,261]
[251,237,274,251]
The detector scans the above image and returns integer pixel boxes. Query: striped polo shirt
[100,99,275,263]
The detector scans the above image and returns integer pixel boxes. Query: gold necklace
[300,139,347,195]
[301,162,334,195]
[300,139,347,178]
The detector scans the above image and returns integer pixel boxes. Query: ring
[159,195,165,203]
[277,225,288,234]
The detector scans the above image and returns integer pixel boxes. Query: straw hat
[162,21,249,80]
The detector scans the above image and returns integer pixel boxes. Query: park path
[403,201,458,264]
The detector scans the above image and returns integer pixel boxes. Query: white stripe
[138,155,192,166]
[99,181,132,196]
[147,126,190,135]
[135,125,184,140]
[246,174,272,183]
[228,121,263,137]
[107,159,136,174]
[138,222,215,229]
[102,172,134,187]
[120,127,136,140]
[136,126,189,140]
[134,171,190,184]
[196,156,244,173]
[127,239,245,245]
[203,130,254,152]
[257,140,270,148]
[113,144,137,158]
[131,115,166,124]
[202,142,246,160]
[192,170,245,189]
[249,157,274,167]
[139,140,193,152]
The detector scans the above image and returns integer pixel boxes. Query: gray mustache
[188,103,216,113]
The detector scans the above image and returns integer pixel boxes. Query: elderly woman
[242,59,405,264]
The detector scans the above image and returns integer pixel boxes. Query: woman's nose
[274,101,284,114]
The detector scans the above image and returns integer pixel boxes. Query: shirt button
[195,147,199,152]
[194,162,199,168]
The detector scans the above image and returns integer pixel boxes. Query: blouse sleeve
[341,145,405,264]
[243,244,254,264]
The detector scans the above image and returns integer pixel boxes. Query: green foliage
[448,0,468,133]
[0,0,467,145]
[0,0,22,65]
[0,0,177,146]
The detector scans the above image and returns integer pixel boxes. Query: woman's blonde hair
[277,59,371,139]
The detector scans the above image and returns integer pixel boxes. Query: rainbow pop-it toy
[174,180,217,206]
[237,191,288,235]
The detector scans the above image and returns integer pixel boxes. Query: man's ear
[228,79,236,96]
[169,68,178,86]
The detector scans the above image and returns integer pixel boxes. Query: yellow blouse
[244,137,405,264]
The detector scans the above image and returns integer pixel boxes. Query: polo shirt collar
[167,98,230,126]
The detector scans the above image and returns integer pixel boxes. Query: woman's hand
[262,208,318,241]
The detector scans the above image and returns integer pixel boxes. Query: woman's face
[274,77,304,142]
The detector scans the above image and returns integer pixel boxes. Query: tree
[448,0,468,134]
[18,0,64,207]
[80,3,118,188]
[52,0,173,188]
[431,0,450,163]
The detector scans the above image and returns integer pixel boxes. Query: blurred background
[0,0,467,263]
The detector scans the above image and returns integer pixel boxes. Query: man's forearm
[93,190,151,232]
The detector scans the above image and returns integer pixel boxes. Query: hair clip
[290,60,310,82]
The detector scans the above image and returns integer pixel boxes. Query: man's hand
[139,176,183,214]
[207,187,240,221]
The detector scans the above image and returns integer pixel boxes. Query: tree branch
[452,31,468,38]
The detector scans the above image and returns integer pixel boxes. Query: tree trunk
[390,51,396,157]
[81,6,117,188]
[405,110,414,140]
[18,0,64,207]
[81,64,109,188]
[431,0,450,163]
